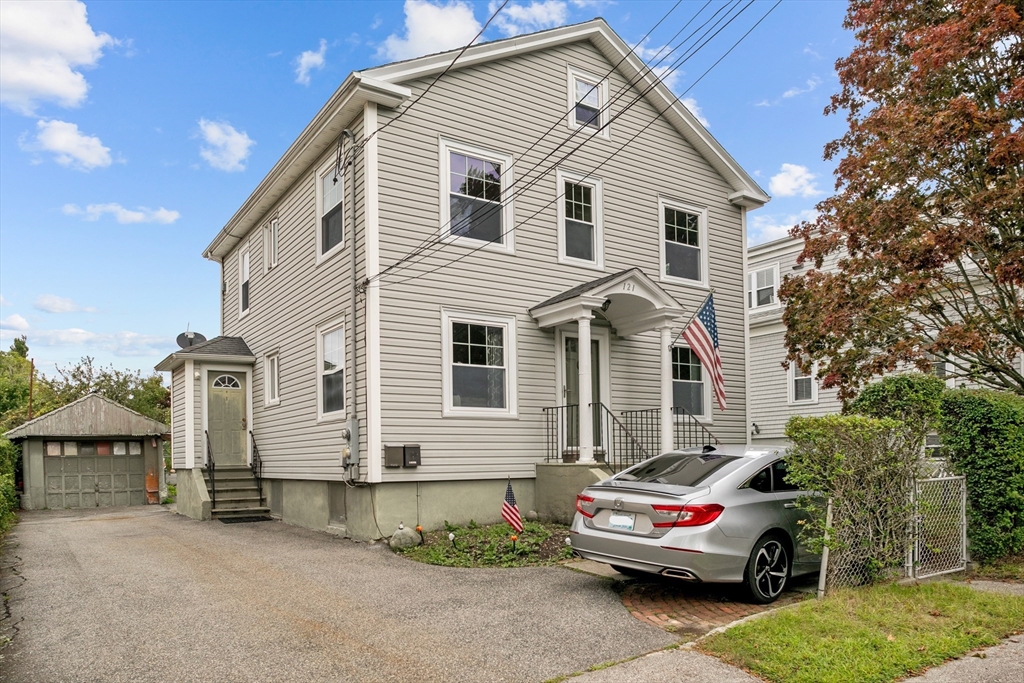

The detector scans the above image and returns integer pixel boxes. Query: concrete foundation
[176,468,211,520]
[535,462,611,524]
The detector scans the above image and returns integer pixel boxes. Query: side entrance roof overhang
[155,336,256,373]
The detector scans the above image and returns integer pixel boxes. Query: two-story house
[157,19,769,539]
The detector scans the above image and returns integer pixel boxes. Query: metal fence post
[817,498,833,599]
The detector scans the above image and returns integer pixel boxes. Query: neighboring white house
[158,19,770,539]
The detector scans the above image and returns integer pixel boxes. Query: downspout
[342,128,360,480]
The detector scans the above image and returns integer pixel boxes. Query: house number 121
[622,282,635,292]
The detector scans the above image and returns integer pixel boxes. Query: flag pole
[670,288,715,348]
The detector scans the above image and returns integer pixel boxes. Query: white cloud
[197,119,254,172]
[803,45,822,60]
[0,314,30,332]
[769,163,821,198]
[33,294,96,314]
[492,1,568,37]
[681,97,708,127]
[23,119,112,170]
[378,0,481,61]
[0,295,10,307]
[0,326,169,357]
[0,0,115,115]
[63,203,180,224]
[782,75,822,99]
[294,39,327,85]
[748,209,818,245]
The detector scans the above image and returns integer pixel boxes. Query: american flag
[681,294,727,412]
[501,479,524,533]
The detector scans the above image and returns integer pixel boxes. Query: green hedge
[846,374,946,439]
[939,389,1024,562]
[0,472,16,535]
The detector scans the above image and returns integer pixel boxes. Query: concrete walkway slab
[573,647,760,682]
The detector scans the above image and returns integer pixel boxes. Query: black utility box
[403,444,421,467]
[384,445,404,468]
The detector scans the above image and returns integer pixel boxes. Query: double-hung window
[263,218,278,273]
[557,170,603,268]
[441,310,518,417]
[317,162,344,261]
[238,247,250,317]
[317,320,345,420]
[748,265,778,309]
[264,352,280,406]
[661,200,708,286]
[672,346,707,418]
[789,361,817,404]
[567,67,609,138]
[441,140,514,251]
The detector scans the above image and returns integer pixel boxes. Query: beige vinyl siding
[374,39,748,481]
[219,114,368,481]
[171,366,186,469]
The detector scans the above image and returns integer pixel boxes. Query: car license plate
[608,511,635,531]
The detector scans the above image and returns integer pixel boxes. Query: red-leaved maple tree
[780,0,1024,400]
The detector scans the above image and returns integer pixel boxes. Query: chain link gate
[911,475,967,579]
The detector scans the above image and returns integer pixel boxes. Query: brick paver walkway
[619,579,809,635]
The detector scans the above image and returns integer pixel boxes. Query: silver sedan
[569,445,819,603]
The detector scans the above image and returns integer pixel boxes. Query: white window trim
[238,245,250,319]
[788,361,819,405]
[671,344,713,424]
[316,317,346,422]
[659,197,710,289]
[566,65,610,140]
[438,137,515,255]
[556,169,604,271]
[748,262,781,311]
[264,351,280,407]
[440,309,518,419]
[263,217,279,274]
[315,158,345,265]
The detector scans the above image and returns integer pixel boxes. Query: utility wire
[369,0,741,285]
[373,0,751,285]
[383,0,780,289]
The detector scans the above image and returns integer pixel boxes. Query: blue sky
[0,0,853,376]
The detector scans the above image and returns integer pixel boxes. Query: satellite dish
[176,331,207,349]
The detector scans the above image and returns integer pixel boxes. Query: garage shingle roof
[5,393,169,440]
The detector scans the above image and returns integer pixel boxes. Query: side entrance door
[208,372,247,466]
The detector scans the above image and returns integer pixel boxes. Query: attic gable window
[440,139,515,254]
[567,67,609,139]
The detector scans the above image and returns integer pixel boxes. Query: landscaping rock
[389,525,421,550]
[526,510,539,521]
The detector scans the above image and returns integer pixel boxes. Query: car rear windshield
[616,453,742,487]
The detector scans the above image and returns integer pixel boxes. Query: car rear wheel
[745,535,789,604]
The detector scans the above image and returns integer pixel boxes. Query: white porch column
[660,325,674,453]
[577,315,595,463]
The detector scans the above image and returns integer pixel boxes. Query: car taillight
[576,494,596,518]
[651,503,724,528]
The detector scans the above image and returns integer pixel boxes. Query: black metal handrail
[249,430,264,507]
[620,407,721,453]
[591,403,651,473]
[542,404,580,462]
[672,406,721,448]
[204,430,216,511]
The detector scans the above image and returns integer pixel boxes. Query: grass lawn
[698,582,1024,683]
[398,520,574,568]
[969,551,1024,582]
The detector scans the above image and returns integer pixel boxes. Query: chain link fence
[912,476,967,579]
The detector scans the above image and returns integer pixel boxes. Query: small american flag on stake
[681,294,727,412]
[501,479,524,533]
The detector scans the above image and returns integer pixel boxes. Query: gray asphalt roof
[530,268,641,311]
[173,335,253,357]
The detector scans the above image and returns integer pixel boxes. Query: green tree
[779,0,1024,401]
[44,357,170,425]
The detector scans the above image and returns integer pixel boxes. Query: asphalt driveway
[0,507,675,683]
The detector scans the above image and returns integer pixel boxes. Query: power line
[369,0,743,285]
[383,0,780,289]
[373,0,752,285]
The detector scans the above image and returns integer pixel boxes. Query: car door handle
[783,502,798,509]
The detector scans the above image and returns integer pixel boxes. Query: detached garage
[6,394,169,510]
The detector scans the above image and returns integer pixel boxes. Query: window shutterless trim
[238,245,250,319]
[556,168,604,271]
[316,318,346,422]
[659,197,709,289]
[748,262,780,311]
[438,137,515,254]
[264,352,280,407]
[315,158,345,265]
[566,65,610,140]
[787,361,818,405]
[263,217,279,274]
[440,308,518,418]
[671,344,713,423]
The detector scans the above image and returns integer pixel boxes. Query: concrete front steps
[202,464,270,520]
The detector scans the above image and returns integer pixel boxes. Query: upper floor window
[440,139,514,253]
[557,170,603,269]
[317,161,344,262]
[238,247,250,317]
[789,361,817,404]
[263,218,278,273]
[441,309,518,417]
[317,320,345,420]
[660,200,708,287]
[567,67,609,138]
[264,352,280,406]
[749,265,778,309]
